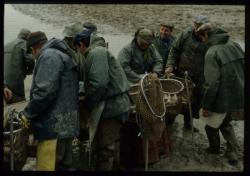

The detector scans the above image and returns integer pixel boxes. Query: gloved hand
[18,112,30,129]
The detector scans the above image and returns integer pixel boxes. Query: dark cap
[26,31,47,52]
[160,23,174,31]
[73,29,92,45]
[83,22,97,33]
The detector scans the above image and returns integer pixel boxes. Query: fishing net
[128,73,166,141]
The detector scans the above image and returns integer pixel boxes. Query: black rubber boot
[220,115,239,165]
[205,125,220,154]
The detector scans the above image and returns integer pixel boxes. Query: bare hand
[165,66,174,74]
[200,108,212,117]
[4,87,13,101]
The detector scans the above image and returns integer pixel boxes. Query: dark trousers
[56,138,73,171]
[92,118,122,171]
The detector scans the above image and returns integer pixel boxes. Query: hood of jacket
[207,28,230,47]
[39,38,71,57]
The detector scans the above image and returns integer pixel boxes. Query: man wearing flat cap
[153,23,175,71]
[4,28,35,104]
[118,28,163,84]
[19,30,80,171]
[74,29,131,171]
[197,23,244,165]
[165,15,210,132]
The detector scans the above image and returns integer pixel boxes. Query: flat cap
[26,31,47,51]
[83,22,97,33]
[137,28,155,44]
[193,15,209,24]
[160,23,174,30]
[63,22,84,37]
[196,22,214,33]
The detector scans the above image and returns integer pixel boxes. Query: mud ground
[13,4,245,41]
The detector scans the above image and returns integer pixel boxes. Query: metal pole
[10,109,14,171]
[145,137,149,171]
[184,71,194,153]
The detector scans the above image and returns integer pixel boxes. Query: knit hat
[73,29,92,45]
[193,15,209,24]
[26,31,47,52]
[63,22,84,38]
[137,28,155,44]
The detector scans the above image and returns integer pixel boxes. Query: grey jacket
[23,38,80,140]
[83,44,131,118]
[118,39,163,83]
[202,29,244,113]
[4,37,35,100]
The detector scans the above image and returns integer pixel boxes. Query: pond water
[4,4,133,57]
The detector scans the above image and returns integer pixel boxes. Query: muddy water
[4,4,132,99]
[4,4,132,56]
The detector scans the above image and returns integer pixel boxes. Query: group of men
[3,14,244,171]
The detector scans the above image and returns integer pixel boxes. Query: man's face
[137,38,151,50]
[194,22,203,32]
[76,41,87,54]
[198,31,209,43]
[160,26,171,39]
[31,47,40,59]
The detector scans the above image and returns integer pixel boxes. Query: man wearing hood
[118,28,163,84]
[19,31,80,171]
[197,23,244,165]
[165,15,210,132]
[4,28,35,104]
[74,30,131,171]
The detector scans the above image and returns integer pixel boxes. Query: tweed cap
[137,28,155,44]
[26,31,47,52]
[193,15,209,24]
[18,28,31,40]
[63,22,84,37]
[196,22,214,33]
[160,23,174,30]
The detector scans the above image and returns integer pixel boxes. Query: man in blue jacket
[19,31,80,170]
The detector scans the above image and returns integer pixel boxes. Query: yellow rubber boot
[36,139,57,171]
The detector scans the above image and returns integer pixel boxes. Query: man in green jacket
[118,28,163,84]
[74,30,131,171]
[4,28,35,104]
[165,15,210,132]
[153,23,175,72]
[197,23,244,165]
